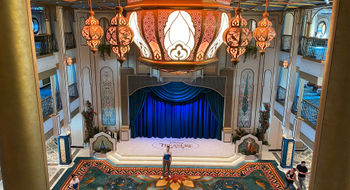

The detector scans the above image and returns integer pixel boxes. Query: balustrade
[281,35,292,52]
[34,34,57,56]
[68,83,79,101]
[41,96,53,119]
[300,99,319,128]
[65,32,76,49]
[276,86,286,103]
[298,37,328,61]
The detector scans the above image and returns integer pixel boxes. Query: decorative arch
[237,69,254,128]
[100,67,116,126]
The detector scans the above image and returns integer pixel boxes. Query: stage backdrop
[129,82,224,140]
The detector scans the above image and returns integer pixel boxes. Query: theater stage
[107,137,245,167]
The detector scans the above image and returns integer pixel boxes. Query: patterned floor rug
[53,158,293,190]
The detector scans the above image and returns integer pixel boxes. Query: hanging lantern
[253,0,276,54]
[125,0,231,72]
[81,7,104,53]
[106,5,134,64]
[223,1,252,64]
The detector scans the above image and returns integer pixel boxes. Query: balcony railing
[68,83,79,101]
[276,86,286,104]
[41,96,54,119]
[34,34,57,57]
[300,99,319,128]
[56,92,63,111]
[65,32,76,50]
[281,35,292,52]
[291,95,299,114]
[299,37,328,61]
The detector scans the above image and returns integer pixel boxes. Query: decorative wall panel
[82,67,92,104]
[262,70,272,104]
[237,69,254,128]
[100,67,116,126]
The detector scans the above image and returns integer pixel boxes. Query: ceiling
[30,0,332,11]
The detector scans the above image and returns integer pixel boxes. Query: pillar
[282,9,302,137]
[220,68,234,142]
[309,0,350,189]
[296,78,305,117]
[55,6,71,131]
[0,0,49,189]
[50,74,57,114]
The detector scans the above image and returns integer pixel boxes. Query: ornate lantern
[125,0,232,72]
[223,1,252,64]
[106,4,134,64]
[81,0,104,53]
[253,0,276,54]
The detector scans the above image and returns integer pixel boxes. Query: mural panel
[101,67,116,126]
[238,69,254,128]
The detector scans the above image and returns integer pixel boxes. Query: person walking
[161,145,172,179]
[284,168,296,190]
[296,161,308,190]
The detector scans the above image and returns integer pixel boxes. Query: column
[55,6,71,131]
[282,9,302,137]
[293,78,305,140]
[0,0,49,189]
[221,68,234,142]
[50,75,57,114]
[44,7,51,35]
[309,0,350,189]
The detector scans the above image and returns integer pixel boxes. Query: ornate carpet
[53,158,293,190]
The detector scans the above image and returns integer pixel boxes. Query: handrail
[298,36,328,61]
[302,99,319,109]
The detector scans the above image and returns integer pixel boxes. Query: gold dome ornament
[253,0,276,54]
[81,0,104,53]
[223,0,252,64]
[106,2,134,64]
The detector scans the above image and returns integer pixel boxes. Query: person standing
[296,161,308,190]
[69,174,80,190]
[161,145,172,179]
[284,168,296,190]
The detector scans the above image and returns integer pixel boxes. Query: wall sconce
[65,56,73,66]
[283,60,289,68]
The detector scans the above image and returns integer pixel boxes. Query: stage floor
[108,137,244,166]
[117,137,235,157]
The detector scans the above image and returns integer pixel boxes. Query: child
[69,174,80,190]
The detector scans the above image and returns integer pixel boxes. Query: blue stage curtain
[129,82,224,139]
[135,94,219,139]
[129,89,148,137]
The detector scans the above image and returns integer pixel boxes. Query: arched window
[247,19,257,46]
[32,18,39,34]
[316,21,327,38]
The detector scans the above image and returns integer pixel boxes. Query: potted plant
[82,101,99,143]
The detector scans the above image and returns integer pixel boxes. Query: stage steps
[106,152,245,167]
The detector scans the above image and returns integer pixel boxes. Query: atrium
[0,0,348,190]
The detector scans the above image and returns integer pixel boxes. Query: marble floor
[272,147,313,189]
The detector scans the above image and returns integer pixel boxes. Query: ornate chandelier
[253,0,276,54]
[124,0,232,72]
[106,1,134,64]
[81,0,104,53]
[223,0,252,64]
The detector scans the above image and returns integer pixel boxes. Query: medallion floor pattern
[53,158,293,190]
